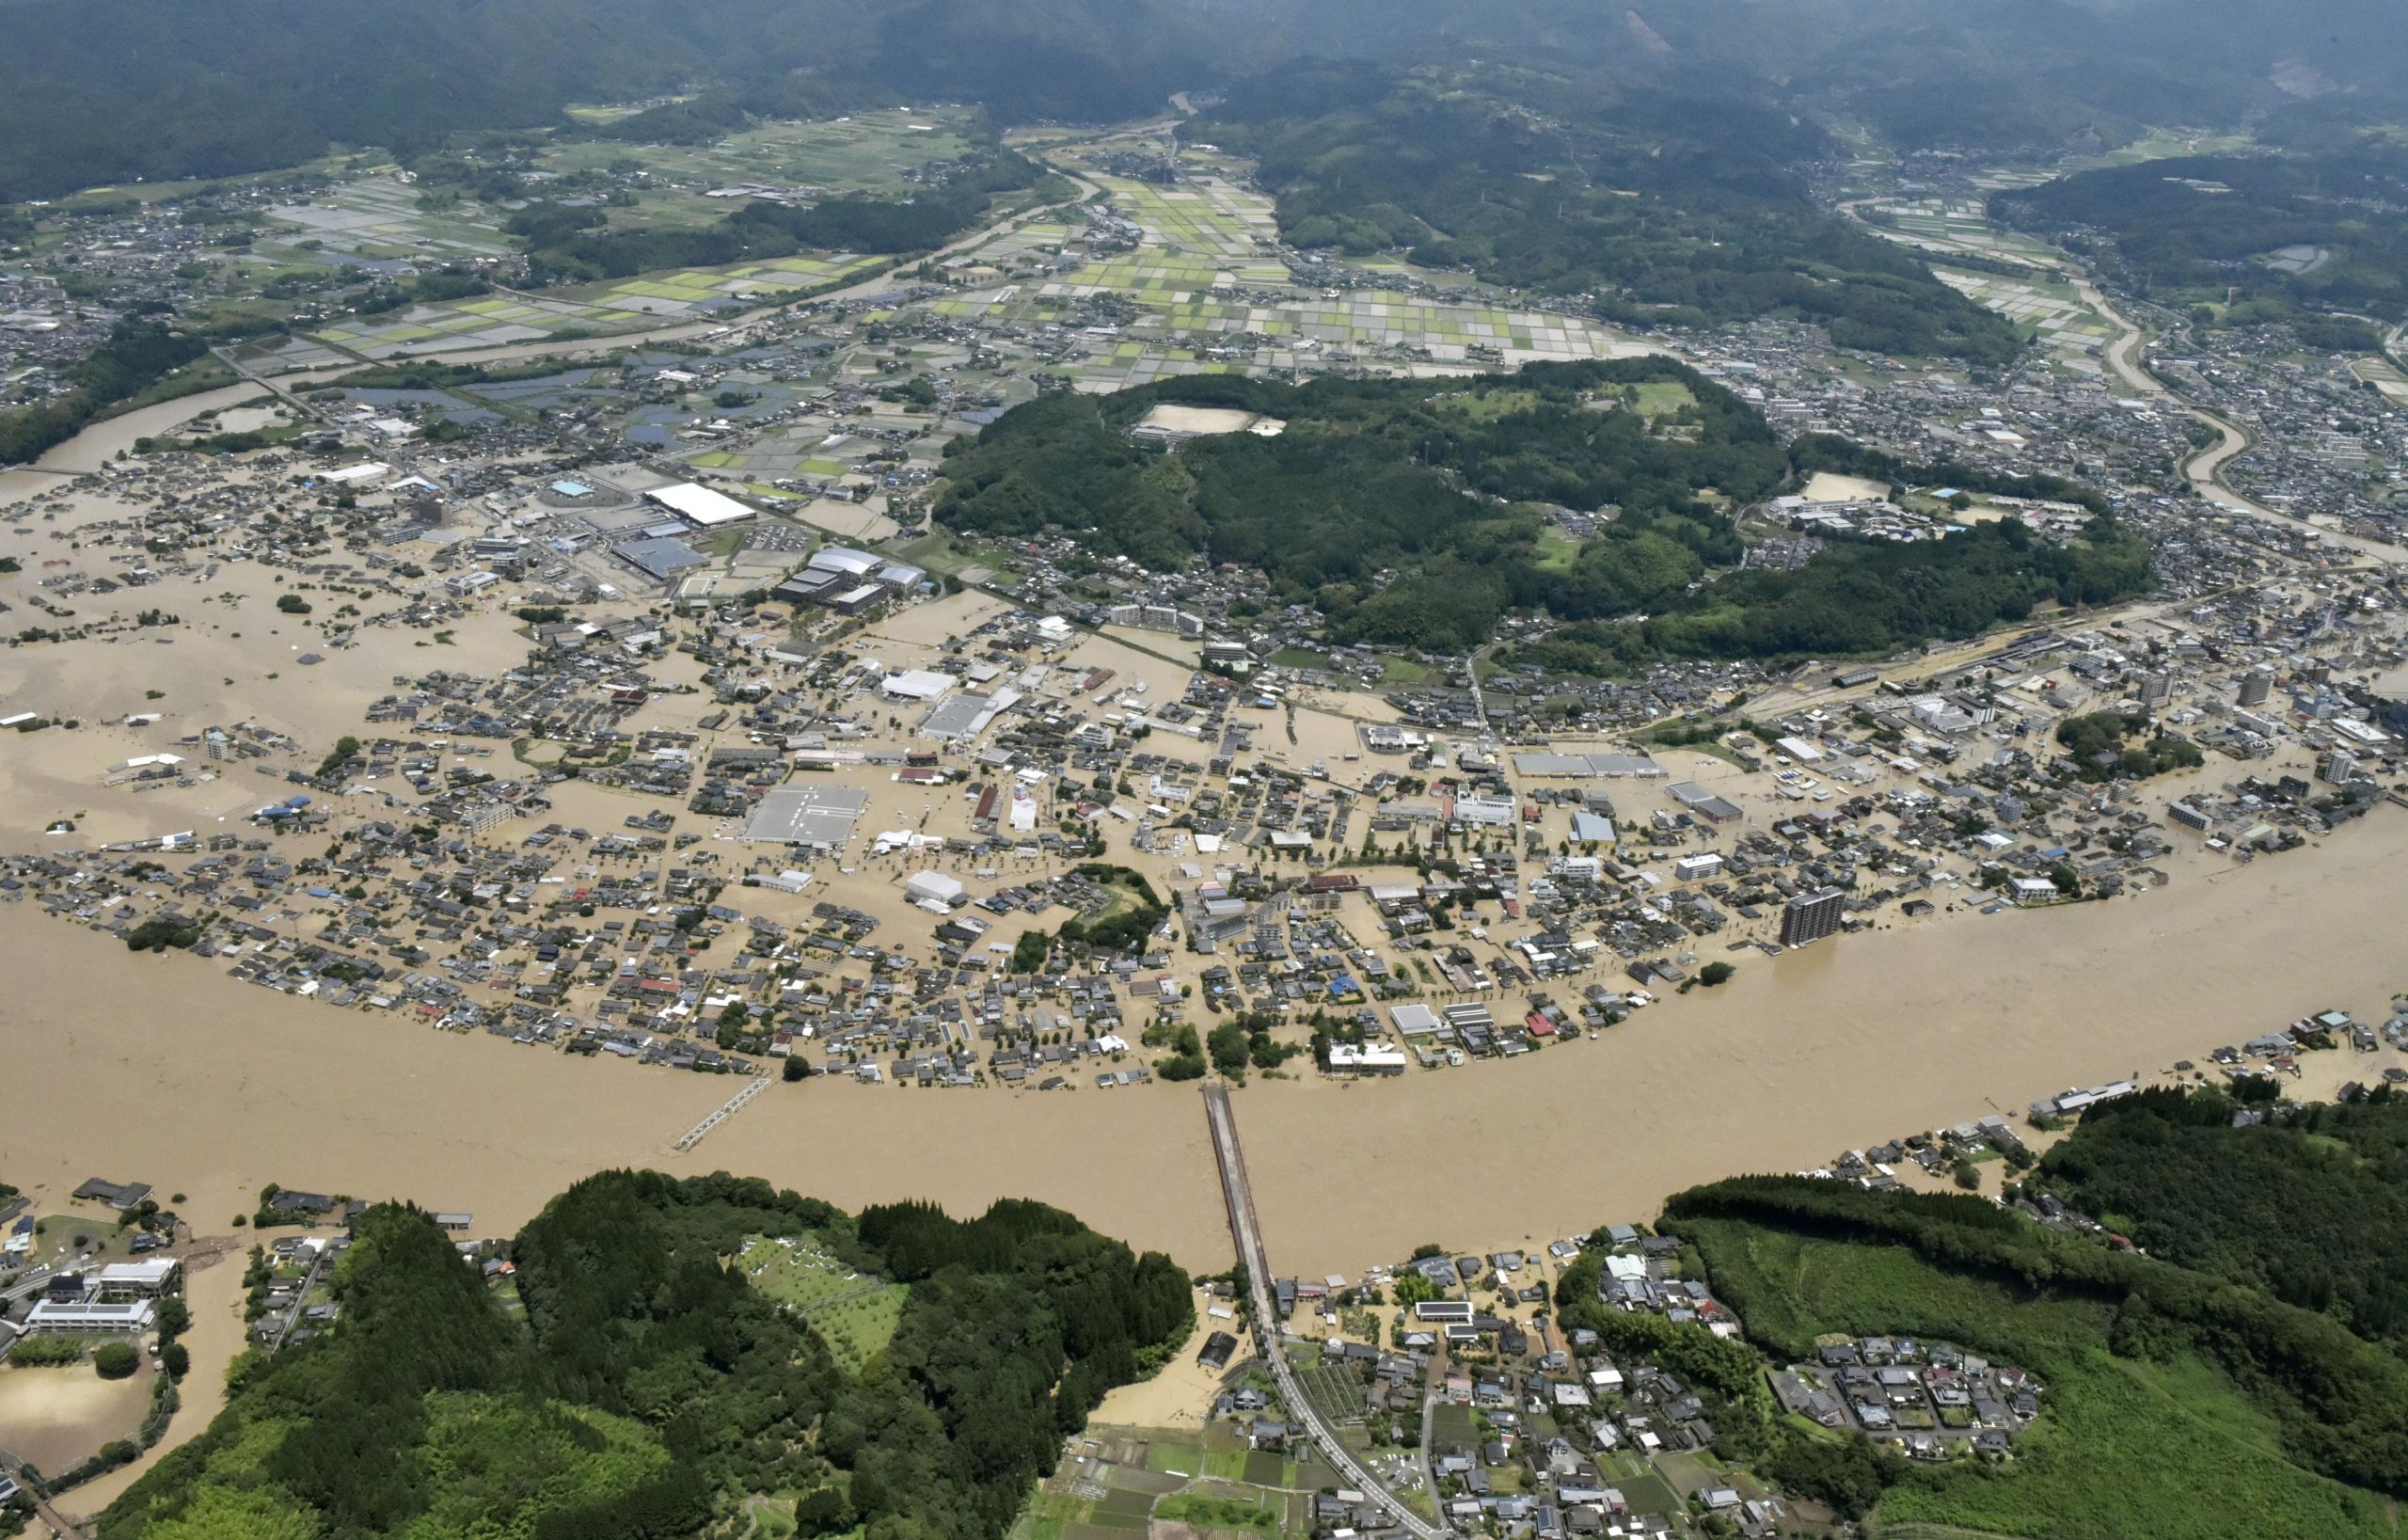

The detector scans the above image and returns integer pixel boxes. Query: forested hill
[7,0,2408,202]
[99,1173,1193,1540]
[0,0,1217,200]
[1193,64,2024,364]
[1990,145,2408,345]
[933,361,2151,664]
[2036,1085,2408,1348]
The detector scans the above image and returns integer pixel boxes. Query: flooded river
[5,806,2404,1282]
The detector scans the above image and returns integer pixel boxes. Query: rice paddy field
[542,109,980,222]
[928,172,1645,386]
[261,173,517,264]
[306,251,887,357]
[1857,197,2065,269]
[267,109,978,358]
[2350,356,2408,405]
[1933,267,2116,376]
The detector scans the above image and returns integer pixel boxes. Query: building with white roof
[97,1259,182,1297]
[642,482,755,527]
[807,546,881,578]
[27,1297,156,1333]
[880,669,956,702]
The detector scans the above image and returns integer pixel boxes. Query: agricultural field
[1856,197,2065,269]
[1933,267,2117,375]
[541,108,981,231]
[2349,355,2408,405]
[259,173,515,265]
[305,250,889,357]
[736,1231,909,1375]
[925,161,1646,384]
[1016,1427,1314,1540]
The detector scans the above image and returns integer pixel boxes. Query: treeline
[1788,431,2115,517]
[1663,1174,2408,1497]
[518,151,1041,285]
[0,313,209,468]
[2038,1086,2408,1348]
[103,1171,1190,1540]
[1195,62,2025,364]
[1993,146,2408,333]
[8,0,2408,203]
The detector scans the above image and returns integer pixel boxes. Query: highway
[1200,1085,1450,1540]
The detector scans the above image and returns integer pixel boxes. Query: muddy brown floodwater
[5,809,2408,1289]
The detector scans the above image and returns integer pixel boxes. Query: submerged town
[5,56,2408,1540]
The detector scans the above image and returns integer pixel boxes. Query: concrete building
[96,1259,182,1298]
[26,1297,155,1333]
[1779,888,1846,946]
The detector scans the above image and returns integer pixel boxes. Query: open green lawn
[26,1213,150,1266]
[1145,1439,1205,1475]
[1434,388,1543,421]
[736,1232,907,1374]
[1627,381,1697,419]
[1531,526,1582,574]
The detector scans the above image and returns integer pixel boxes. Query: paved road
[1200,1085,1450,1540]
[2072,277,2405,563]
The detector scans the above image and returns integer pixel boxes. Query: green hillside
[97,1173,1192,1540]
[934,360,2151,665]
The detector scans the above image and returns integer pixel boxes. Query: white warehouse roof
[643,482,755,527]
[880,669,957,701]
[905,870,966,904]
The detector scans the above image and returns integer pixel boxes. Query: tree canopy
[101,1172,1191,1540]
[937,361,2149,666]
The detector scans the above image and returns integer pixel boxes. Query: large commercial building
[1779,888,1846,946]
[642,482,755,528]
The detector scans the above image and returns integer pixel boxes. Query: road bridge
[1200,1085,1449,1540]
